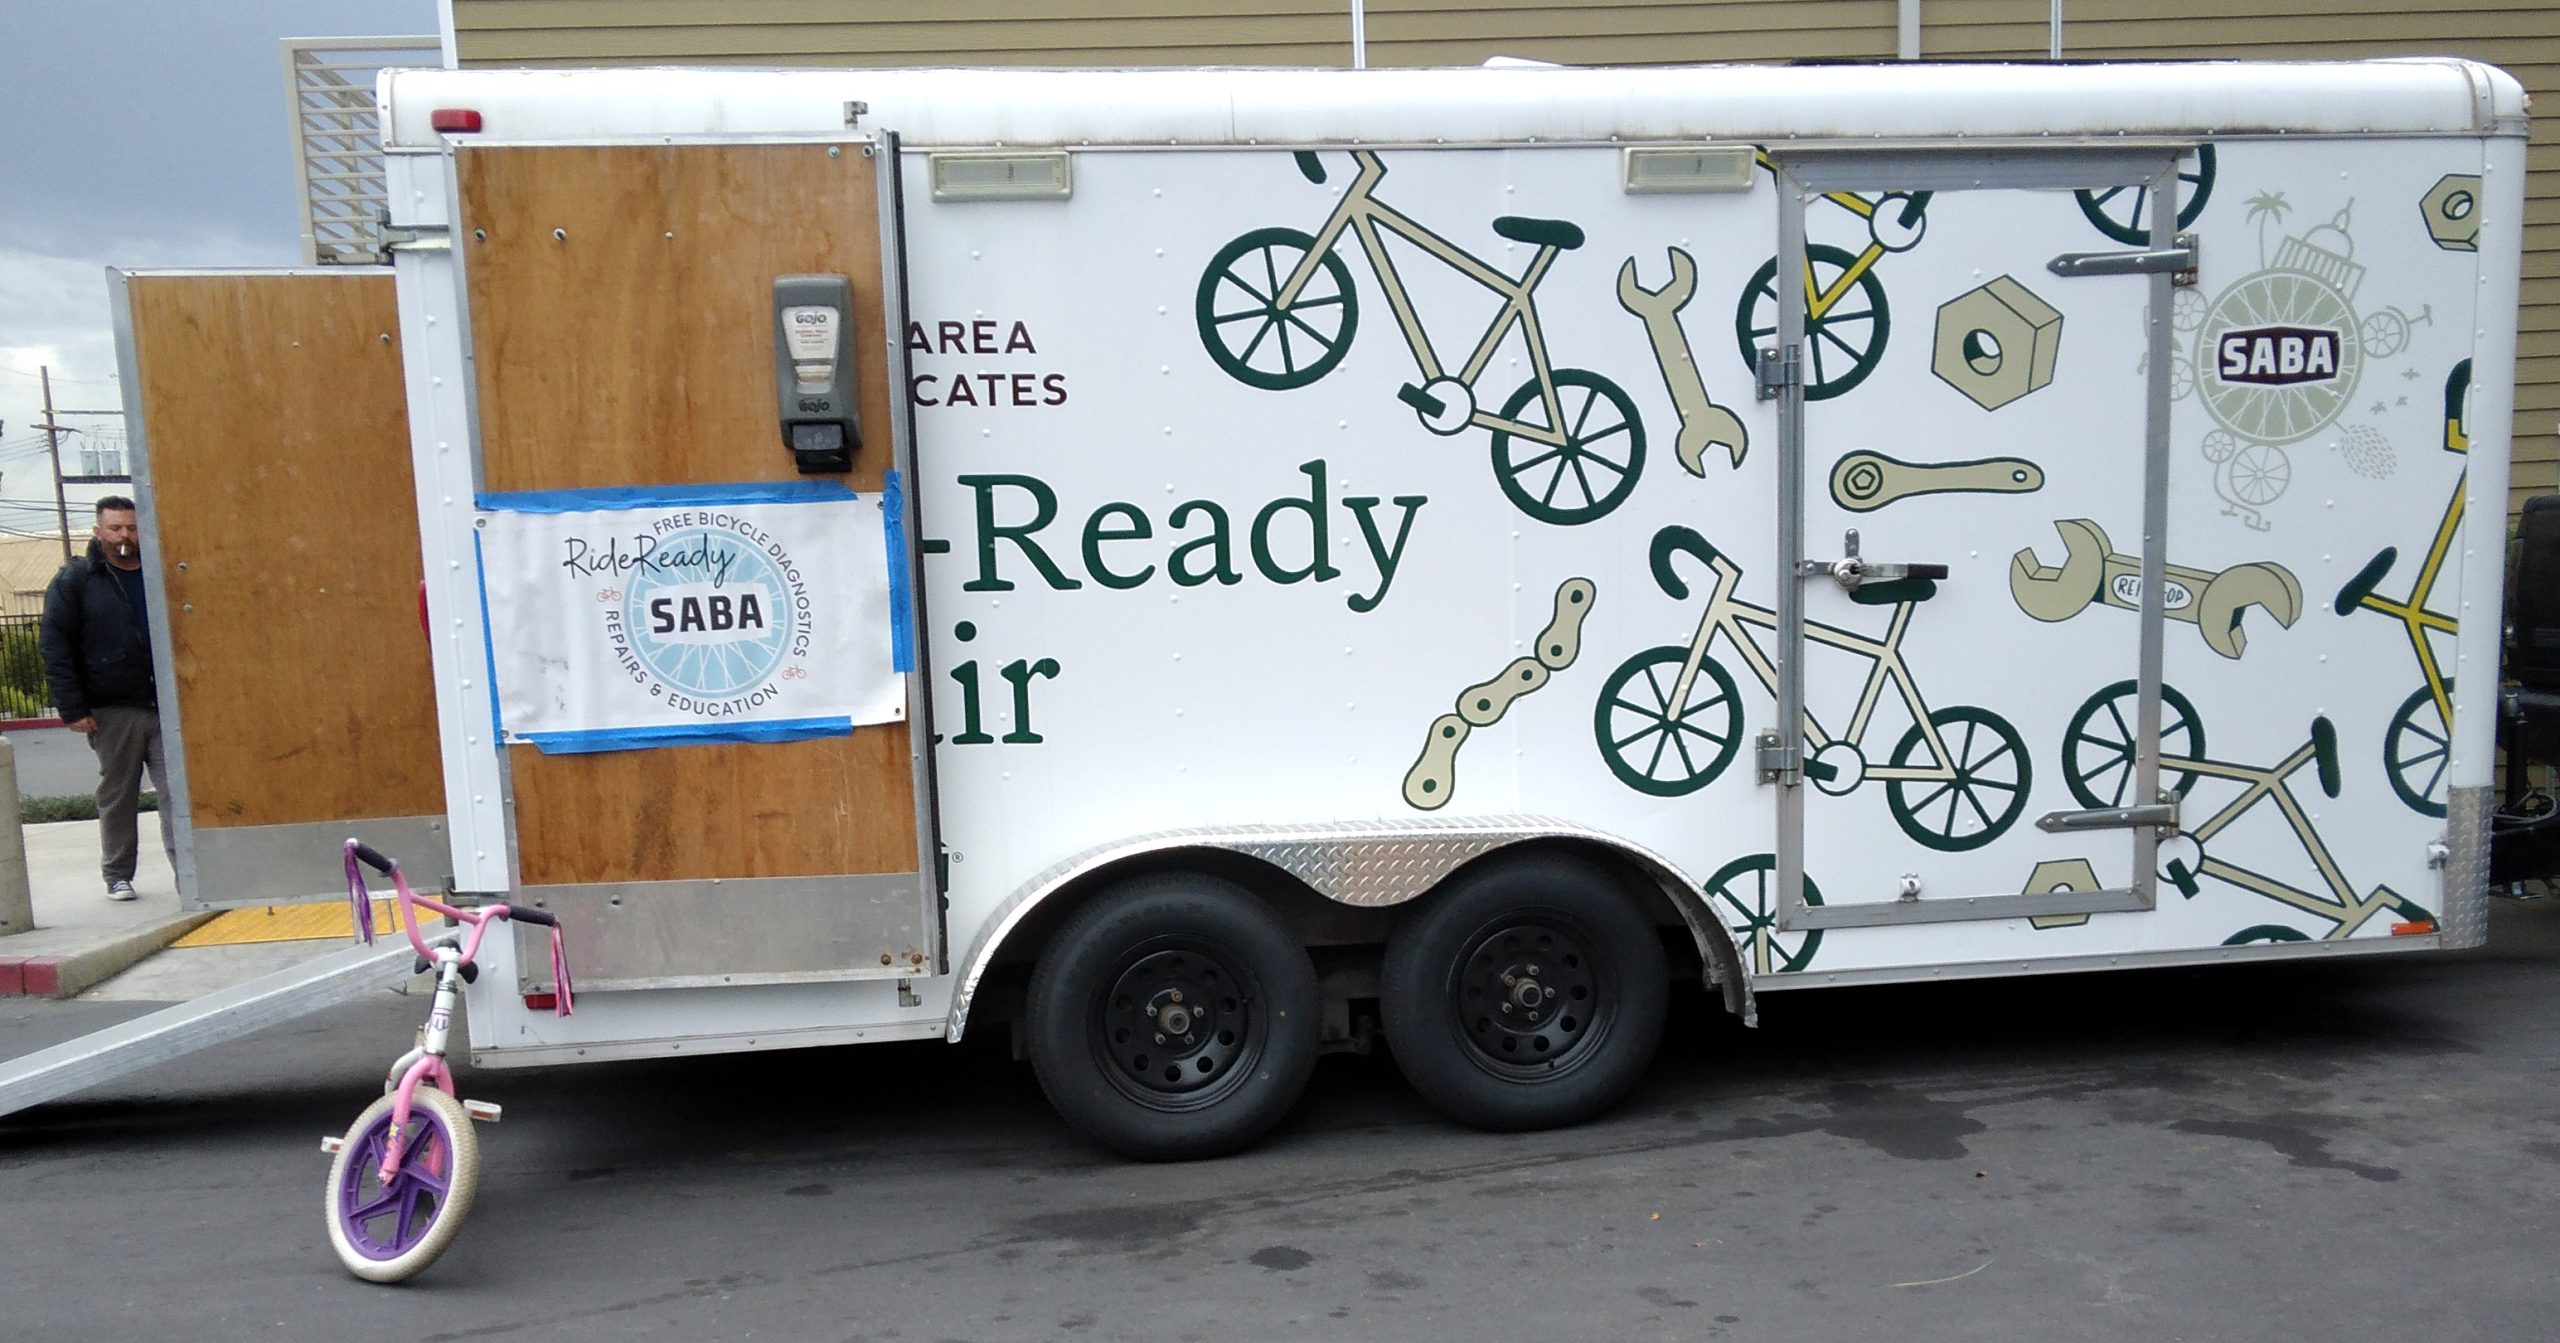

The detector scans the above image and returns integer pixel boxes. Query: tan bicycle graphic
[1595,525,2031,852]
[2062,681,2431,940]
[1197,150,1646,525]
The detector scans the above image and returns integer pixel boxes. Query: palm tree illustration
[2244,190,2291,269]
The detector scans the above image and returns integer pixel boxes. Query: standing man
[39,497,170,902]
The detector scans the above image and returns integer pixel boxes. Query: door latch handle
[1794,527,1948,593]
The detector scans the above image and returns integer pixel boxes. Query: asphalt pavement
[5,725,99,800]
[2,896,2556,1341]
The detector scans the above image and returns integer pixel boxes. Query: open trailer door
[450,134,937,989]
[114,269,448,907]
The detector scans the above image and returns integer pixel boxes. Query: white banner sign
[477,481,906,753]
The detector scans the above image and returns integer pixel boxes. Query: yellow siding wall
[453,0,2553,507]
[451,1,1901,68]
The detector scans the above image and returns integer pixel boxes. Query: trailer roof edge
[378,58,2527,151]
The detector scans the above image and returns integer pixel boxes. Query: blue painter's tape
[882,469,914,673]
[471,532,502,742]
[477,480,860,513]
[515,716,857,755]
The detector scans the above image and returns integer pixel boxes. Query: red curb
[19,958,59,996]
[0,717,64,731]
[0,959,22,996]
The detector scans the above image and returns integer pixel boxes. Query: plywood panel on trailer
[459,142,917,882]
[461,142,895,495]
[126,272,445,829]
[509,732,915,884]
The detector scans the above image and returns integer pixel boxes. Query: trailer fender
[947,815,1755,1041]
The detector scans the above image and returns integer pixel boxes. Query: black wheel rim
[1091,937,1266,1113]
[1441,912,1612,1081]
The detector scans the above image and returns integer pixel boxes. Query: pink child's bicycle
[321,839,572,1282]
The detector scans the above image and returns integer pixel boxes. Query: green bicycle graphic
[1197,150,1645,525]
[1704,853,1824,975]
[2063,681,2432,938]
[2073,144,2216,245]
[1594,525,2032,853]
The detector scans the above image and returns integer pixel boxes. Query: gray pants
[91,704,172,887]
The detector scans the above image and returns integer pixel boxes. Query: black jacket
[39,541,156,722]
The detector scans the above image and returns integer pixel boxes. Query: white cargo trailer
[39,57,2534,1160]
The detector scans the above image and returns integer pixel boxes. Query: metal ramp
[0,940,416,1119]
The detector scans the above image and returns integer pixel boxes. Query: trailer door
[1763,149,2198,930]
[115,269,449,907]
[453,136,937,988]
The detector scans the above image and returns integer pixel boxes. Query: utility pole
[41,367,69,562]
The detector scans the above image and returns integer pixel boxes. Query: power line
[0,366,117,386]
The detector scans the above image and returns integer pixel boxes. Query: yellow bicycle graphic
[2331,361,2470,817]
[1733,172,1932,401]
[1197,150,1645,525]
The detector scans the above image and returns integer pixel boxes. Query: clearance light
[1623,145,1756,194]
[930,152,1073,201]
[523,991,558,1010]
[431,108,485,134]
[2391,920,2438,936]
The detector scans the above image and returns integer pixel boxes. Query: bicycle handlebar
[349,841,396,875]
[505,905,557,928]
[1650,525,1726,600]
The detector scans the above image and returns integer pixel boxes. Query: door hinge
[1755,730,1799,784]
[1755,345,1800,401]
[2047,232,2199,287]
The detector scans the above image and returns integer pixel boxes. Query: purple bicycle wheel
[325,1087,480,1281]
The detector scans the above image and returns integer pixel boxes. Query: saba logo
[2215,325,2343,387]
[622,528,793,698]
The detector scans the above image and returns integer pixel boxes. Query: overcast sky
[0,0,436,536]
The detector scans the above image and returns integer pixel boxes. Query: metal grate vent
[282,36,440,266]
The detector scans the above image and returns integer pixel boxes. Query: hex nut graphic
[2025,857,2102,930]
[2421,174,2481,252]
[1934,275,2063,411]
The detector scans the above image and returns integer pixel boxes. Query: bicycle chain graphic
[1403,578,1596,809]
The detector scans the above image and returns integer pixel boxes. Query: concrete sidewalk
[0,820,204,997]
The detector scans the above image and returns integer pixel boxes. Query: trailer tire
[1027,874,1319,1161]
[1382,853,1667,1132]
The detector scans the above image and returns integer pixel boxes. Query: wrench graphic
[2009,518,2303,659]
[1617,248,1749,475]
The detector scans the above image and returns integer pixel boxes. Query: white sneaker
[106,880,137,902]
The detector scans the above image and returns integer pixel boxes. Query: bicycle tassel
[548,923,576,1017]
[344,844,376,947]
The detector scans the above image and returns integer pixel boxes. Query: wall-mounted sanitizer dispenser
[774,274,859,473]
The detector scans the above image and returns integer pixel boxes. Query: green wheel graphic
[2223,924,2310,945]
[2075,145,2216,245]
[1593,646,1744,796]
[2385,681,2452,819]
[1885,705,2031,852]
[1704,854,1823,975]
[1490,369,1646,525]
[1734,244,1890,402]
[1196,226,1359,391]
[2062,680,2208,810]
